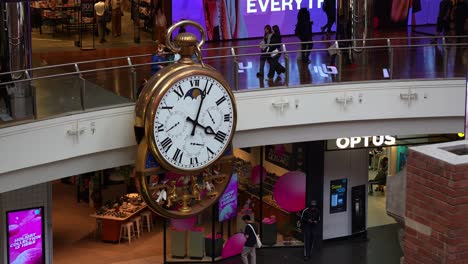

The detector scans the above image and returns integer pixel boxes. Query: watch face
[153,74,235,171]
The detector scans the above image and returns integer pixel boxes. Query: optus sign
[336,136,396,149]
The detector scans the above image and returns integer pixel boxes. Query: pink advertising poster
[219,173,238,222]
[7,207,45,264]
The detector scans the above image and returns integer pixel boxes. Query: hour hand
[186,117,215,135]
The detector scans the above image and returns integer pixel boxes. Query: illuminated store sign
[336,136,396,149]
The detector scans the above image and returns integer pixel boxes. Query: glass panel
[261,144,305,247]
[204,55,237,91]
[0,81,35,125]
[80,68,133,110]
[165,206,216,262]
[33,75,83,118]
[233,146,305,248]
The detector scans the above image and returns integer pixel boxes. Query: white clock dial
[163,110,187,138]
[200,106,224,131]
[153,74,235,171]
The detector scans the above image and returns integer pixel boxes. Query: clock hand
[166,122,180,132]
[186,116,216,135]
[208,111,215,124]
[190,89,206,136]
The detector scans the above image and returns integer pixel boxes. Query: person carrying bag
[241,215,258,264]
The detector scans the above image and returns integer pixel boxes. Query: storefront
[0,134,459,264]
[29,0,173,49]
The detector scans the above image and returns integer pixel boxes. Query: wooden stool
[130,216,142,238]
[119,222,135,244]
[141,211,153,232]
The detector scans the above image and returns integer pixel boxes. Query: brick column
[404,142,468,264]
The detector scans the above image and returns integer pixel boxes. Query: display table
[90,204,147,243]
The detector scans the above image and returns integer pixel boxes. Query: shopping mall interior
[0,0,467,263]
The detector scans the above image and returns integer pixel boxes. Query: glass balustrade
[0,36,466,127]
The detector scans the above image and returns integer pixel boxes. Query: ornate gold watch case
[134,21,237,218]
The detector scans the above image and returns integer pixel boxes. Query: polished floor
[31,23,468,95]
[53,178,401,264]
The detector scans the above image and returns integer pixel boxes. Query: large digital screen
[6,207,45,264]
[330,178,347,214]
[173,0,335,40]
[219,173,238,222]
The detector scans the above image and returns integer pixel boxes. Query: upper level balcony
[0,34,466,128]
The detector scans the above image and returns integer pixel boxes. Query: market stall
[90,193,148,243]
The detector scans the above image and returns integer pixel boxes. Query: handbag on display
[247,224,262,248]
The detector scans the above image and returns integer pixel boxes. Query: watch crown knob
[175,33,198,47]
[173,32,198,63]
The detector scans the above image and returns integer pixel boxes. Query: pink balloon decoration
[222,233,247,258]
[273,171,306,212]
[170,216,197,231]
[250,165,267,185]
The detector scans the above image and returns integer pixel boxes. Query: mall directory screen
[6,207,45,264]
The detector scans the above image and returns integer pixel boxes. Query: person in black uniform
[266,25,286,80]
[321,0,336,37]
[241,214,257,264]
[295,8,313,63]
[432,0,453,44]
[301,200,321,260]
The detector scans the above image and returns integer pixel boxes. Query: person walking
[241,215,257,264]
[153,3,167,43]
[295,8,313,63]
[432,0,453,44]
[301,200,321,261]
[111,0,122,37]
[321,0,336,37]
[94,0,107,43]
[151,43,168,75]
[454,0,468,42]
[257,25,273,78]
[266,25,286,80]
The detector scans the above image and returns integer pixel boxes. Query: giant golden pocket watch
[134,20,237,218]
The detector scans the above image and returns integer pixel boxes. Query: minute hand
[190,90,206,136]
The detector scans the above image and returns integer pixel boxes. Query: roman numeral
[214,131,227,143]
[162,104,173,110]
[174,85,184,99]
[190,157,198,165]
[204,81,213,95]
[161,137,172,152]
[216,96,226,106]
[224,114,230,122]
[207,147,215,158]
[173,148,183,163]
[156,122,164,132]
[190,79,200,87]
